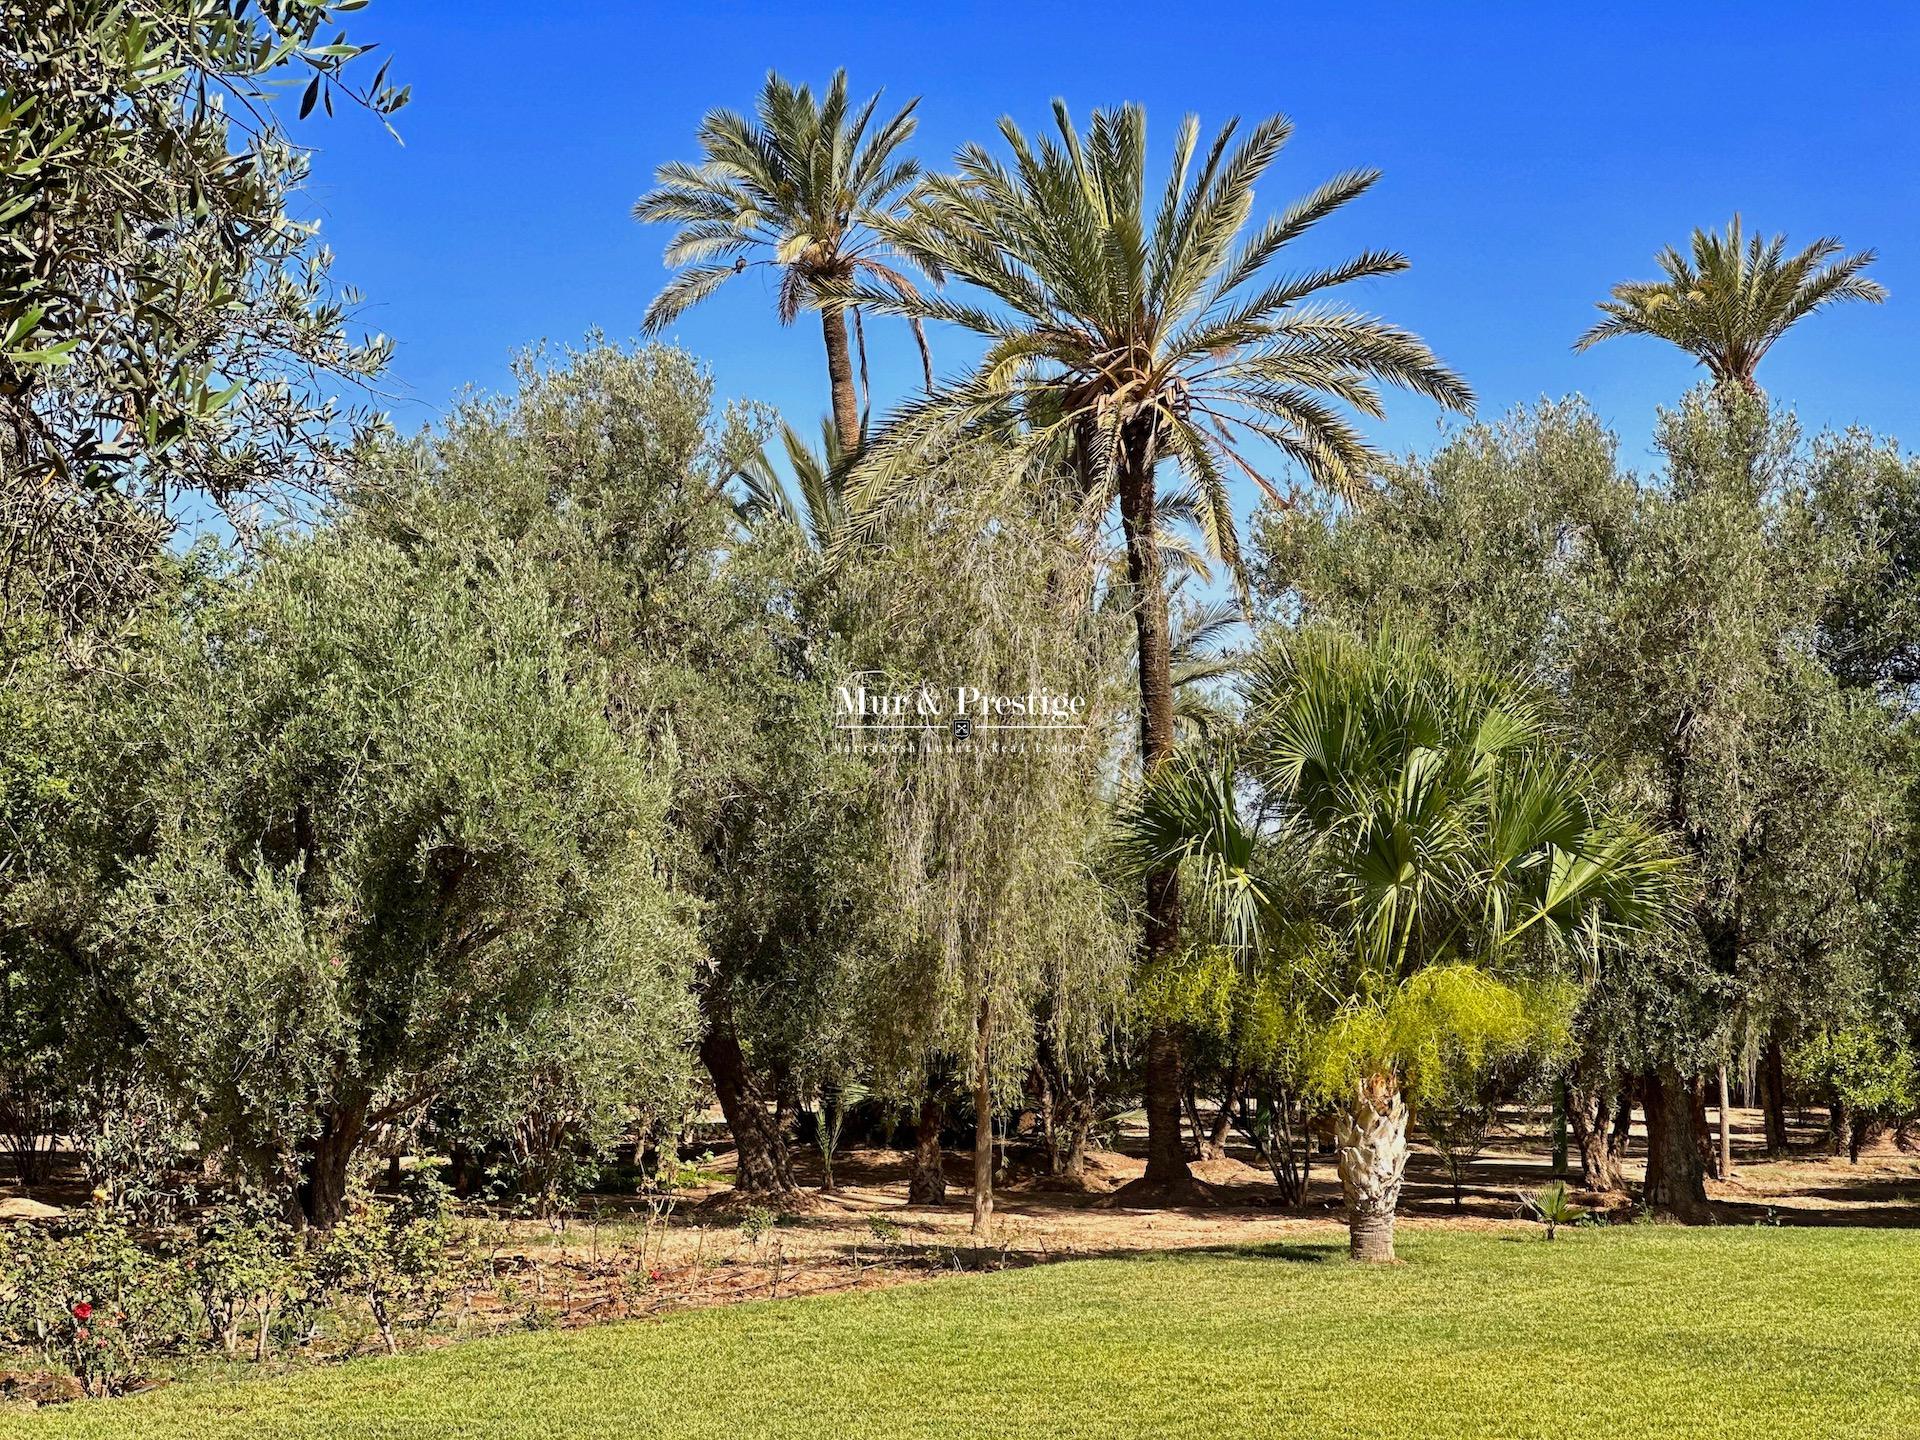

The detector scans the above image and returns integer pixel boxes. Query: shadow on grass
[1072,1239,1345,1266]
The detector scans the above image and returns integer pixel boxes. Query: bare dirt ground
[560,1100,1920,1293]
[3,1103,1915,1354]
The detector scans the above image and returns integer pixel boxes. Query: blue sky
[297,1,1920,476]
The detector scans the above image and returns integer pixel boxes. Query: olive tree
[84,530,698,1225]
[1255,392,1910,1213]
[355,340,865,1204]
[1,0,406,632]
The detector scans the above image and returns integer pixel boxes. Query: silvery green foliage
[353,340,865,1163]
[1254,391,1915,1077]
[88,527,698,1206]
[0,0,406,631]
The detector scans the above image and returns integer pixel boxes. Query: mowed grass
[3,1226,1916,1439]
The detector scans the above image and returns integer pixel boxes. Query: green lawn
[4,1226,1916,1439]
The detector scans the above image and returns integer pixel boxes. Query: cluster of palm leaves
[635,70,932,451]
[833,102,1474,578]
[1114,628,1686,1010]
[729,417,850,553]
[1573,215,1885,396]
[638,76,1473,590]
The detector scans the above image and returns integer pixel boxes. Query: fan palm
[835,101,1472,1192]
[635,70,929,453]
[1574,215,1886,397]
[1116,630,1684,1259]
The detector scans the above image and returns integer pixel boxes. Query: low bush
[315,1177,463,1356]
[0,1207,195,1396]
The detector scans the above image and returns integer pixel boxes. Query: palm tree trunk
[908,1093,946,1204]
[1336,1075,1408,1263]
[820,304,861,454]
[1113,426,1198,1202]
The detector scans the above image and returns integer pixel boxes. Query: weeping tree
[837,454,1131,1230]
[837,100,1471,1202]
[1118,630,1683,1260]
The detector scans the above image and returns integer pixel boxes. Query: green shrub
[189,1192,301,1360]
[0,1207,194,1395]
[316,1177,462,1356]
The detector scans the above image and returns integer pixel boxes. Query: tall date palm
[837,102,1472,1197]
[635,70,928,453]
[1575,215,1885,398]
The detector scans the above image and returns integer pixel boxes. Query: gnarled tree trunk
[698,995,796,1198]
[1641,1066,1709,1221]
[1336,1075,1408,1263]
[908,1093,946,1204]
[1196,1069,1240,1163]
[1568,1079,1628,1195]
[297,1090,370,1230]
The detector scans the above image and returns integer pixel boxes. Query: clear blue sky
[297,1,1920,475]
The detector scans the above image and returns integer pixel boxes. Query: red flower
[70,1302,92,1322]
[648,1268,662,1282]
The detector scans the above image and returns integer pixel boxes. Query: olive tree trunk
[1715,1062,1733,1180]
[1761,1033,1790,1155]
[1641,1066,1709,1221]
[1568,1080,1628,1195]
[698,995,797,1199]
[297,1090,370,1230]
[1336,1076,1409,1263]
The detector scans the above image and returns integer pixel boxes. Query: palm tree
[835,102,1472,1197]
[635,70,929,453]
[730,416,849,552]
[1117,630,1683,1259]
[1574,216,1886,397]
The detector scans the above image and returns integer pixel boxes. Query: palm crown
[1118,630,1684,989]
[1574,215,1886,395]
[634,69,927,449]
[835,101,1474,575]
